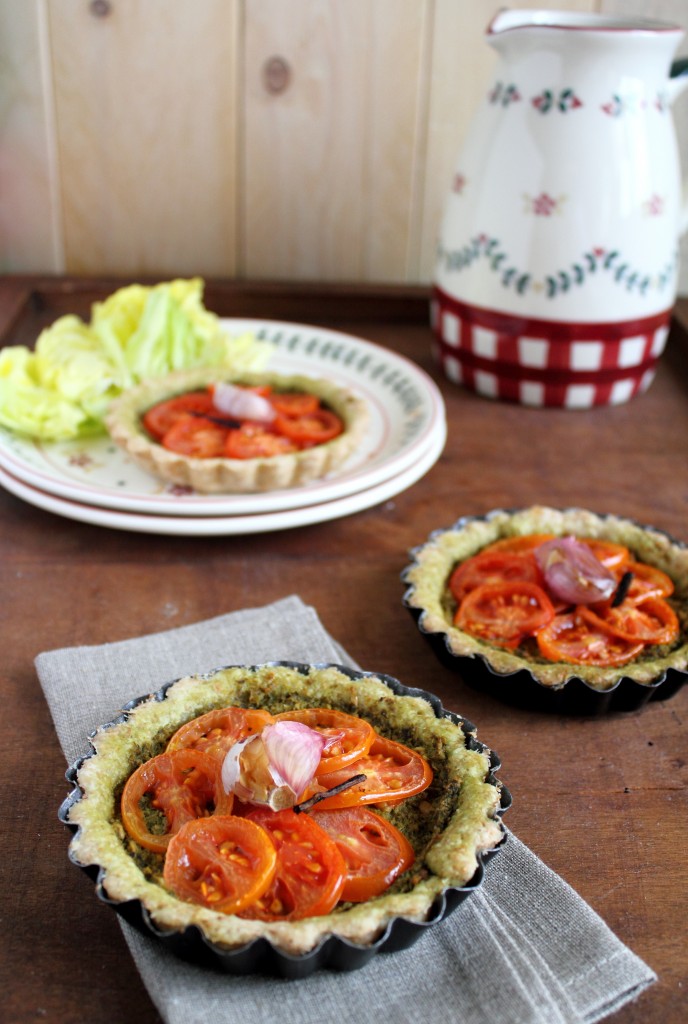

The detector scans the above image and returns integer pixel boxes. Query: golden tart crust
[105,367,369,493]
[403,505,688,691]
[65,664,505,957]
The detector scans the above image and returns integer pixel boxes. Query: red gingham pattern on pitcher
[431,286,671,408]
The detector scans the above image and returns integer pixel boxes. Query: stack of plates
[0,320,447,536]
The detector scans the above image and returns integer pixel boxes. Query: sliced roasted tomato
[274,708,375,776]
[581,539,631,570]
[161,414,228,458]
[580,598,679,646]
[142,391,214,441]
[481,534,555,555]
[225,423,298,459]
[313,735,432,809]
[449,551,542,605]
[454,581,555,648]
[239,807,346,920]
[163,815,277,915]
[536,609,645,667]
[268,391,320,418]
[121,749,223,853]
[616,561,675,604]
[166,706,274,764]
[312,806,415,902]
[273,408,343,446]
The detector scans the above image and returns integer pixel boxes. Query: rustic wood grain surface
[0,277,686,1024]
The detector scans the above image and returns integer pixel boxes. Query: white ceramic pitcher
[432,9,688,408]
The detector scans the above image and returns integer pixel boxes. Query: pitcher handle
[668,59,688,235]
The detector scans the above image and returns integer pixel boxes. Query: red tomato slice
[274,708,375,776]
[121,749,223,853]
[449,551,543,604]
[268,391,320,417]
[163,815,277,915]
[273,409,343,446]
[166,706,274,764]
[313,735,432,809]
[454,581,555,648]
[580,598,679,646]
[225,424,298,459]
[581,539,631,570]
[536,609,645,666]
[142,391,214,441]
[312,807,415,902]
[162,414,228,458]
[616,561,675,604]
[481,534,555,555]
[239,808,346,921]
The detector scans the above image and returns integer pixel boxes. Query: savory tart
[403,506,688,706]
[105,367,369,493]
[61,663,508,969]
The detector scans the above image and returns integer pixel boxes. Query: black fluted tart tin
[402,507,688,716]
[58,661,510,978]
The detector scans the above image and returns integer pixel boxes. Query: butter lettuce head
[0,279,271,441]
[0,345,98,439]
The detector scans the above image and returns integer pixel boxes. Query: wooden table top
[1,276,686,1024]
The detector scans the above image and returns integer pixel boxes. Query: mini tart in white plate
[61,663,507,965]
[105,367,369,493]
[403,506,688,699]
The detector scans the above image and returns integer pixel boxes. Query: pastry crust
[105,367,369,493]
[403,506,688,691]
[65,664,505,957]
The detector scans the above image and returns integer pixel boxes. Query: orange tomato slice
[163,815,277,914]
[536,609,645,667]
[274,707,375,776]
[121,748,222,853]
[312,806,415,902]
[313,735,432,809]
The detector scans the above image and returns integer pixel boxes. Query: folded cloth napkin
[37,595,656,1024]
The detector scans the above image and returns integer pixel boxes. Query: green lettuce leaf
[0,279,271,441]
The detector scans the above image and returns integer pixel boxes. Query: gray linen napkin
[37,595,656,1024]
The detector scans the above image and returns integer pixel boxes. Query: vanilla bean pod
[611,571,634,607]
[293,774,367,813]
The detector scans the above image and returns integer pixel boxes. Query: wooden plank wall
[2,0,687,291]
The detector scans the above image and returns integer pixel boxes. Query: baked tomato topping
[166,707,274,764]
[479,534,555,555]
[240,808,347,920]
[141,384,344,459]
[581,539,631,570]
[454,581,555,648]
[119,704,435,920]
[163,815,277,914]
[162,415,228,458]
[615,562,674,604]
[448,534,680,667]
[272,409,343,446]
[274,707,375,776]
[142,391,214,441]
[312,806,415,902]
[268,391,320,417]
[313,735,432,809]
[580,598,679,646]
[121,748,223,853]
[448,550,543,604]
[536,610,645,667]
[224,424,298,459]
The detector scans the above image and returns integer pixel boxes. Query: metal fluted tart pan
[58,662,510,978]
[402,507,688,715]
[105,367,370,493]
